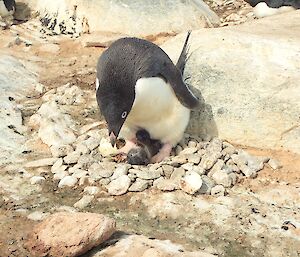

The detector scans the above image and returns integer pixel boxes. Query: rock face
[89,234,215,257]
[26,212,116,257]
[162,11,300,154]
[0,55,39,165]
[23,0,219,36]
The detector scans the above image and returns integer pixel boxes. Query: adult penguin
[0,0,16,18]
[96,31,199,163]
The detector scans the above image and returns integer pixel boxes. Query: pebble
[208,159,225,177]
[179,147,198,155]
[136,168,161,180]
[212,170,232,188]
[161,165,174,179]
[50,145,73,158]
[30,176,46,185]
[153,177,178,191]
[27,211,49,221]
[84,186,100,195]
[128,178,150,192]
[180,171,203,195]
[77,155,94,169]
[170,167,186,183]
[106,175,131,196]
[76,143,90,155]
[199,139,222,170]
[239,164,257,178]
[63,151,81,164]
[51,158,63,173]
[53,170,68,180]
[25,158,58,168]
[85,136,100,151]
[110,165,129,180]
[198,175,215,194]
[74,195,94,209]
[211,185,226,196]
[58,176,78,188]
[187,154,201,164]
[79,176,90,186]
[268,158,282,170]
[72,169,88,179]
[99,178,111,186]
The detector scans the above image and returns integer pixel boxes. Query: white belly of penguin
[119,77,190,146]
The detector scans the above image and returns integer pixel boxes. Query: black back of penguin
[3,0,16,12]
[246,0,300,8]
[96,36,199,111]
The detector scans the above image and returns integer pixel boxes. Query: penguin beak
[109,132,117,147]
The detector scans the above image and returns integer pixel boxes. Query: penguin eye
[121,111,127,119]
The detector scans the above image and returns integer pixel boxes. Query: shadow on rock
[187,85,218,139]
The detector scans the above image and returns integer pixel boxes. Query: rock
[51,158,64,173]
[268,158,282,170]
[58,176,78,188]
[77,155,94,169]
[161,165,174,179]
[30,176,46,185]
[53,170,68,180]
[136,168,162,180]
[26,212,116,257]
[25,158,58,168]
[99,178,111,186]
[29,0,219,37]
[208,159,225,177]
[81,32,128,47]
[111,165,129,180]
[162,13,300,154]
[88,163,114,179]
[211,185,226,196]
[85,136,100,151]
[128,178,150,192]
[94,234,215,257]
[72,169,88,179]
[27,211,49,221]
[180,171,203,195]
[79,122,103,134]
[0,55,37,166]
[106,175,131,195]
[37,101,77,147]
[98,137,118,157]
[198,175,215,194]
[74,195,94,209]
[199,138,222,170]
[187,154,201,164]
[153,177,178,191]
[211,170,232,188]
[170,167,186,183]
[180,147,198,155]
[239,163,257,178]
[75,143,90,155]
[84,186,100,195]
[64,151,81,164]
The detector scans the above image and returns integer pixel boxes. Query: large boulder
[23,0,219,36]
[0,55,41,165]
[162,11,300,154]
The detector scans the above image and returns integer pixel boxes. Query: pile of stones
[26,83,280,198]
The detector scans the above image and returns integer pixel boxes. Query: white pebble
[73,195,94,209]
[84,186,100,195]
[106,175,131,196]
[58,176,78,188]
[30,176,46,185]
[180,171,203,195]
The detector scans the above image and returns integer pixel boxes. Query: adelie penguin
[96,31,199,163]
[245,0,300,18]
[0,0,16,18]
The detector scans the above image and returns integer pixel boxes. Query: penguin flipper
[176,30,191,75]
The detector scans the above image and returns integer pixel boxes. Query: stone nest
[24,83,280,199]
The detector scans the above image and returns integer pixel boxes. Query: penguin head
[96,85,134,146]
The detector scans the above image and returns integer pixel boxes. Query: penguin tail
[176,30,191,75]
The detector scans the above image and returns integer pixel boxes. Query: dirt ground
[0,8,299,257]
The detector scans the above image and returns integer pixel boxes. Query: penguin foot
[151,143,172,163]
[118,140,137,154]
